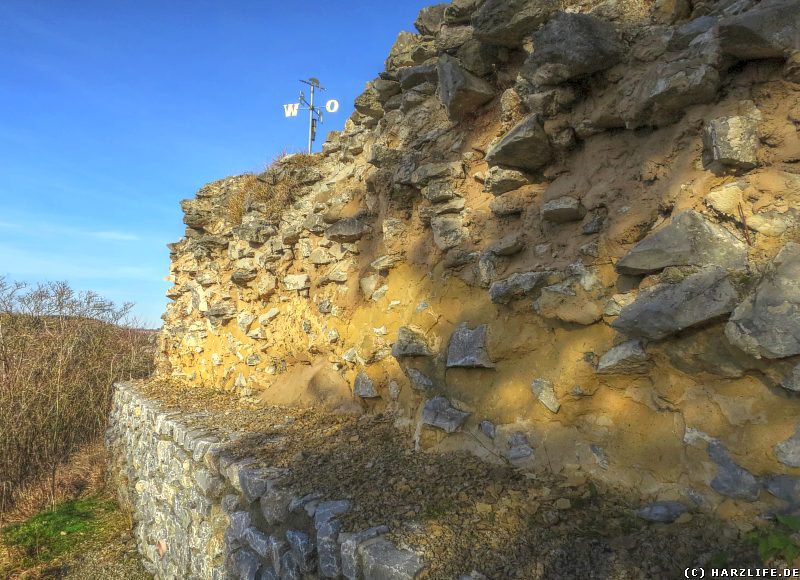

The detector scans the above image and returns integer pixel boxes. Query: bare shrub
[0,279,155,518]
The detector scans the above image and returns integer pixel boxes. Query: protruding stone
[479,420,496,439]
[354,371,379,399]
[260,482,293,525]
[392,326,434,358]
[472,0,559,47]
[596,341,651,374]
[447,323,494,368]
[483,166,529,195]
[531,378,560,414]
[407,368,434,391]
[707,441,760,502]
[626,55,721,128]
[325,218,371,243]
[541,196,586,223]
[415,3,447,35]
[231,547,262,580]
[359,538,426,579]
[718,0,800,61]
[726,243,800,359]
[763,475,800,506]
[430,215,466,250]
[507,432,534,460]
[489,233,524,256]
[423,397,471,433]
[239,468,269,503]
[489,271,554,304]
[231,268,257,285]
[522,12,621,85]
[703,114,759,173]
[776,424,800,467]
[782,364,800,392]
[267,536,289,576]
[485,115,552,172]
[613,266,742,341]
[636,501,688,523]
[438,54,496,120]
[489,189,530,216]
[615,210,748,275]
[286,530,316,573]
[341,526,390,580]
[283,274,310,291]
[411,162,465,187]
[397,63,439,91]
[309,248,336,265]
[244,526,271,558]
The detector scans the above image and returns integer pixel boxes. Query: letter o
[325,99,340,113]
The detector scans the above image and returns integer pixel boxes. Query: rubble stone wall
[156,0,800,524]
[107,382,423,580]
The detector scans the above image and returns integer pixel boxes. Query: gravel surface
[137,379,761,579]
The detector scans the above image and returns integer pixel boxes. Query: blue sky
[0,0,431,327]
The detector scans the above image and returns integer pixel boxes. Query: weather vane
[283,78,340,153]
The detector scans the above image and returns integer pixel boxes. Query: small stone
[507,432,534,461]
[783,365,800,392]
[541,196,586,223]
[555,498,572,510]
[489,271,553,304]
[430,215,467,250]
[341,526,390,580]
[354,371,380,399]
[447,323,494,368]
[776,424,800,467]
[489,190,529,216]
[636,501,688,523]
[422,397,471,433]
[707,441,760,502]
[596,341,651,374]
[325,217,371,243]
[438,53,496,121]
[485,115,552,172]
[726,243,800,359]
[479,420,496,439]
[489,233,524,256]
[703,113,760,172]
[392,326,434,358]
[359,538,426,580]
[407,368,434,390]
[286,530,315,573]
[531,378,560,413]
[483,166,529,195]
[283,274,311,291]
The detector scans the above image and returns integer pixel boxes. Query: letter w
[283,103,300,117]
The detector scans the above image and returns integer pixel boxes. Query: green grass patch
[1,497,117,565]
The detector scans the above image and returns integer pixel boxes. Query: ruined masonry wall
[106,382,423,580]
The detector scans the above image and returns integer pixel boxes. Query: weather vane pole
[283,78,340,154]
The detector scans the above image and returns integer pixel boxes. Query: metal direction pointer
[283,78,340,153]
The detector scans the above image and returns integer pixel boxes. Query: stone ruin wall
[156,0,800,523]
[107,382,425,579]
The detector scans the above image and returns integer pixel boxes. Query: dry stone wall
[156,0,800,526]
[107,382,425,579]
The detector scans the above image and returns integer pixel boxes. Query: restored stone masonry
[106,382,425,580]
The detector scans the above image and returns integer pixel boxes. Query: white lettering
[325,99,340,113]
[283,103,301,117]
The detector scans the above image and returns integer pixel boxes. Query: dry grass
[0,279,155,519]
[226,151,321,225]
[0,442,149,580]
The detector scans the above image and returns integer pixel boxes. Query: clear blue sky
[0,0,431,327]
